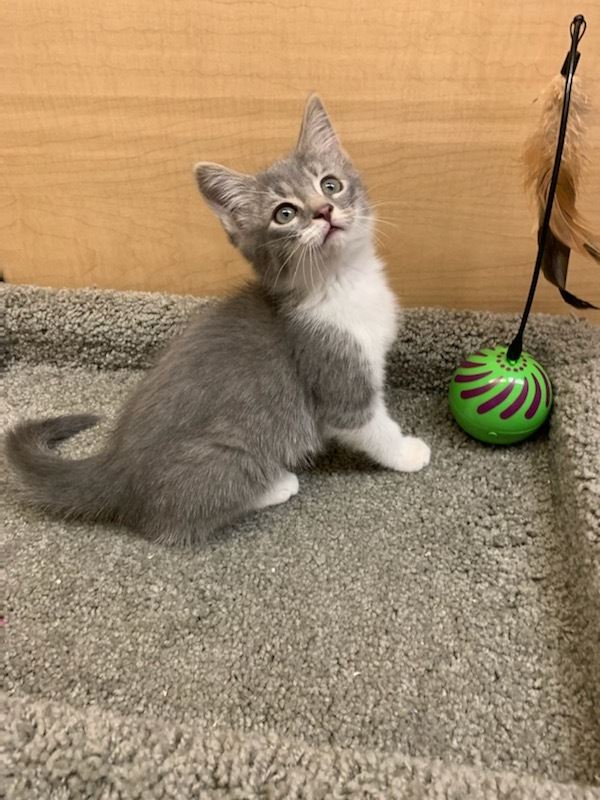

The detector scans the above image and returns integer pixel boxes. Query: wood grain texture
[2,0,600,318]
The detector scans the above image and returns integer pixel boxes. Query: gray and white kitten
[6,95,430,547]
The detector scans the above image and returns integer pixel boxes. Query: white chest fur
[299,251,399,386]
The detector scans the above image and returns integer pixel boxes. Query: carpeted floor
[3,284,600,799]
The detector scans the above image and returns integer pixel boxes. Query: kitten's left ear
[297,94,345,156]
[194,161,257,236]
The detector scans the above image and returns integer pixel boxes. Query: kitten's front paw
[393,437,431,473]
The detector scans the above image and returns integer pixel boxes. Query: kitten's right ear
[296,94,344,156]
[194,162,256,235]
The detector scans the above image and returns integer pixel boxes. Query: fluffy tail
[5,414,118,521]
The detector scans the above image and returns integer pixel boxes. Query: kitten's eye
[273,204,297,224]
[320,176,343,195]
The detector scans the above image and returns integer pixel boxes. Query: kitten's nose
[314,204,333,222]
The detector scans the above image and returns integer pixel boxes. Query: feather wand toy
[449,15,596,445]
[523,19,599,313]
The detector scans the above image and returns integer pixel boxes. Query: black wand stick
[507,14,587,363]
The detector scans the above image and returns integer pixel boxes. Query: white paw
[254,472,299,509]
[280,471,300,496]
[392,437,431,472]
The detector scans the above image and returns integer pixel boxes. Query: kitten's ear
[194,162,256,235]
[297,94,344,156]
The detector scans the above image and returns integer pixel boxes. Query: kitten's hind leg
[253,471,299,509]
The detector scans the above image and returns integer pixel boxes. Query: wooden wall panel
[2,0,600,318]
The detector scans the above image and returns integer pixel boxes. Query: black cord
[507,14,586,363]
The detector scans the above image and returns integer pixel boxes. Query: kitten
[6,95,430,547]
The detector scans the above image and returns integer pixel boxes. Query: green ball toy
[449,346,553,445]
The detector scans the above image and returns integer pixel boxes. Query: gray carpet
[3,284,600,799]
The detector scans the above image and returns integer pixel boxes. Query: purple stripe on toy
[460,360,486,369]
[525,374,542,419]
[535,366,551,407]
[454,371,493,383]
[477,380,515,414]
[461,378,501,399]
[500,378,529,419]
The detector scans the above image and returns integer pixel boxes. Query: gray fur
[6,96,383,547]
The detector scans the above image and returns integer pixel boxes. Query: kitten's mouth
[323,224,344,244]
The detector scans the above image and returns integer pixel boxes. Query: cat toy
[449,15,598,445]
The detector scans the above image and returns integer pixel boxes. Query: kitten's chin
[322,226,345,246]
[327,220,372,253]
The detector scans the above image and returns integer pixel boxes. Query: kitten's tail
[5,414,119,521]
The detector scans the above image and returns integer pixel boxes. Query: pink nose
[314,204,333,222]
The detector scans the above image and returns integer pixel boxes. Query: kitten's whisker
[272,238,305,292]
[371,203,408,214]
[353,214,398,230]
[355,217,399,237]
[370,213,400,225]
[289,246,306,294]
[254,234,297,254]
[306,249,315,295]
[310,247,322,286]
[314,246,328,290]
[308,246,321,295]
[300,247,311,296]
[372,229,391,242]
[279,242,305,288]
[367,196,407,208]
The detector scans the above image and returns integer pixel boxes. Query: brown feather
[523,74,600,306]
[539,227,570,290]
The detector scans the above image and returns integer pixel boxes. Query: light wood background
[2,0,600,317]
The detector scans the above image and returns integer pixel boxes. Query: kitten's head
[194,95,373,294]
